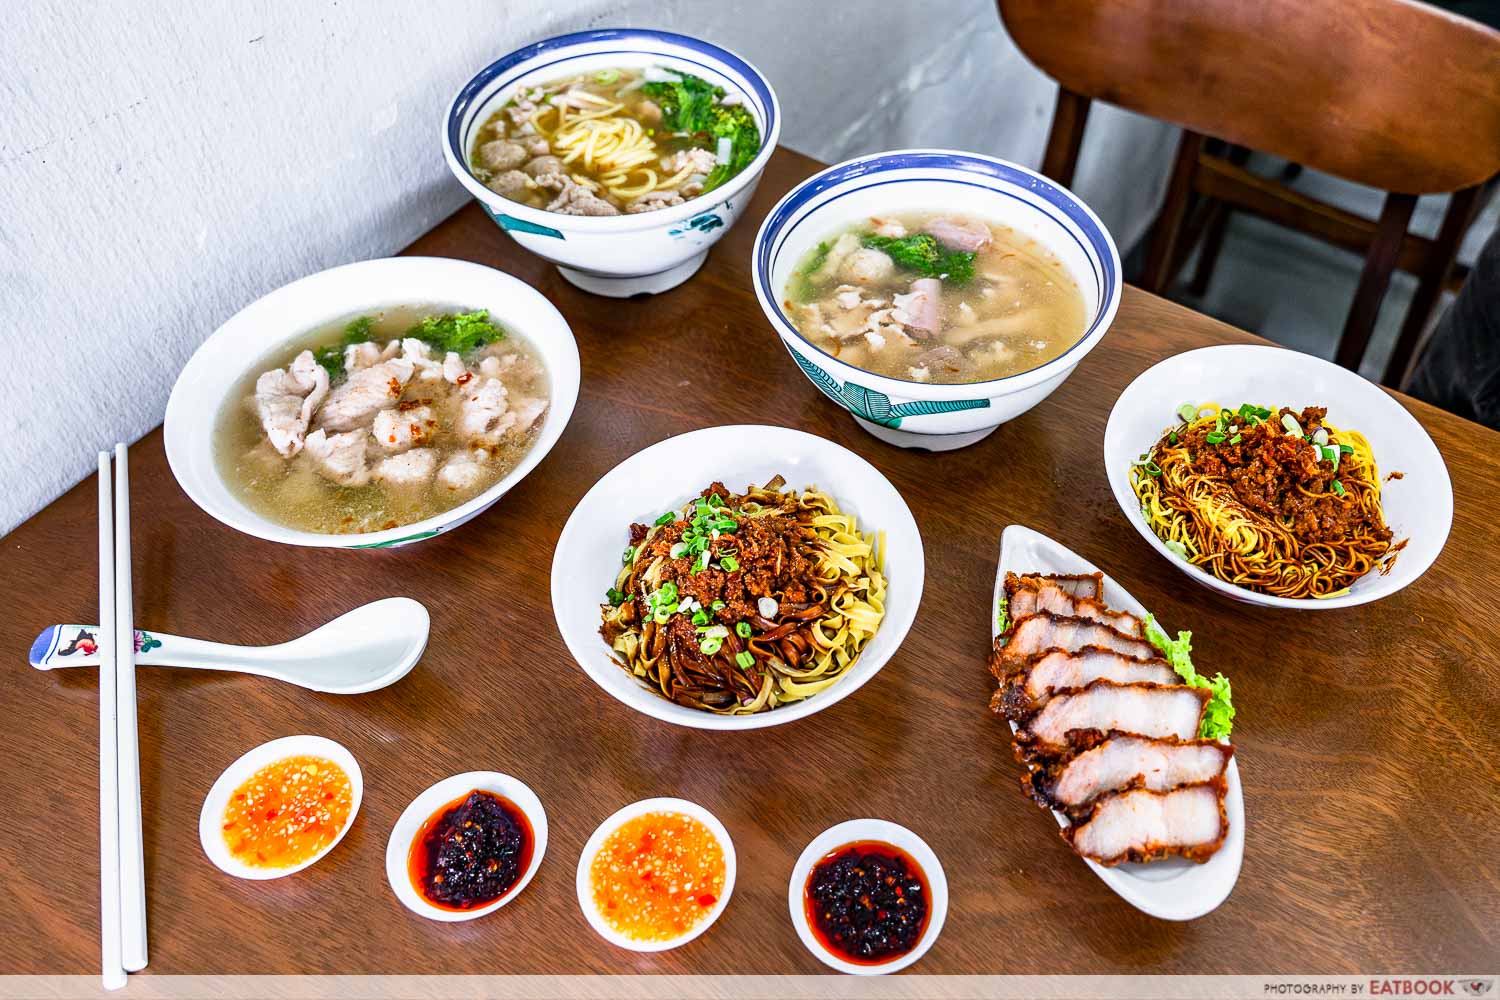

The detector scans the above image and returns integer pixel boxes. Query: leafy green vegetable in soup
[313,311,503,379]
[862,233,976,284]
[641,73,725,133]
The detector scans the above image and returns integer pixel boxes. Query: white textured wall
[0,0,1174,534]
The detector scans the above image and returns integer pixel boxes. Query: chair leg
[1141,130,1205,295]
[1333,192,1417,372]
[1383,182,1487,388]
[1040,89,1091,189]
[1188,201,1232,297]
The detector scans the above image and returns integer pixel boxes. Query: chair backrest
[998,0,1500,194]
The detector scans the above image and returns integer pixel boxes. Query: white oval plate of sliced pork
[990,524,1244,920]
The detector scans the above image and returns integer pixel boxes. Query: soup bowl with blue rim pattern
[444,28,781,298]
[752,149,1121,451]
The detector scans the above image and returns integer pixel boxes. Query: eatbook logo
[1460,981,1493,997]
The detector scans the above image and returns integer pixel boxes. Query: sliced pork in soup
[216,307,550,534]
[785,212,1088,384]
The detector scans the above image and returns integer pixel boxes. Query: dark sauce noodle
[804,840,930,965]
[407,790,533,911]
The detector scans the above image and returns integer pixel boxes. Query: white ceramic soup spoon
[29,597,428,695]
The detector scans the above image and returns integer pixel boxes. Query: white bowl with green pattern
[752,150,1121,451]
[165,256,579,549]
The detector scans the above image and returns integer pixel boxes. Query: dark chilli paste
[804,840,929,965]
[408,790,533,910]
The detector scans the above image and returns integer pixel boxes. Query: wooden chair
[998,0,1500,386]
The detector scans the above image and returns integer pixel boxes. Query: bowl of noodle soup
[444,28,780,298]
[1104,344,1453,609]
[550,425,924,729]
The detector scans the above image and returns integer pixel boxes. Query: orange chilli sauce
[589,811,726,942]
[220,755,353,869]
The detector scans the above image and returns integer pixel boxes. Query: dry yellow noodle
[1130,403,1399,599]
[600,482,887,715]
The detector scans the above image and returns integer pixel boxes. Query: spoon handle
[31,625,213,670]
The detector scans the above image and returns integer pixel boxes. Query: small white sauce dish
[575,797,736,952]
[444,28,781,297]
[550,423,924,730]
[788,818,948,975]
[994,524,1244,919]
[1103,343,1453,609]
[165,256,581,550]
[384,771,547,923]
[752,148,1121,451]
[198,735,362,880]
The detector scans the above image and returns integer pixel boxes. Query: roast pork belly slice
[994,647,1178,720]
[1015,679,1209,753]
[991,612,1157,677]
[1003,572,1136,634]
[1025,734,1233,812]
[1063,779,1228,865]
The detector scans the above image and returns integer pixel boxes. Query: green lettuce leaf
[1143,613,1235,739]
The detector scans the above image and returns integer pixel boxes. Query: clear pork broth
[785,213,1088,385]
[214,305,549,535]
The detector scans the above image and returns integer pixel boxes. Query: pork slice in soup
[784,214,1088,385]
[215,307,550,534]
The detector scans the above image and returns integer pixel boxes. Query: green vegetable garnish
[735,651,755,669]
[700,636,723,655]
[791,240,833,302]
[995,593,1009,634]
[1165,539,1189,559]
[1205,431,1226,445]
[735,621,752,638]
[622,546,635,565]
[1176,403,1200,423]
[654,511,676,527]
[640,71,761,195]
[861,233,976,284]
[701,104,760,194]
[719,555,739,572]
[1331,480,1346,496]
[605,587,626,606]
[408,309,503,355]
[1143,613,1235,739]
[312,315,378,380]
[691,609,710,626]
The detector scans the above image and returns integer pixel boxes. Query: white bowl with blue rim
[751,149,1121,451]
[164,256,580,550]
[443,28,781,298]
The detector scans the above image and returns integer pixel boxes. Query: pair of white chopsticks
[98,445,148,990]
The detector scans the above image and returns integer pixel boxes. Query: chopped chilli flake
[220,754,352,869]
[588,811,725,942]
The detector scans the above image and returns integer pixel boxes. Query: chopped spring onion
[711,600,726,610]
[719,554,740,572]
[1282,412,1303,435]
[622,546,635,565]
[735,651,755,669]
[654,511,676,526]
[735,621,753,638]
[1312,428,1329,447]
[697,624,729,639]
[700,636,723,655]
[658,582,678,603]
[593,68,621,85]
[605,587,626,605]
[1143,460,1162,476]
[757,596,779,618]
[1205,431,1227,445]
[669,541,689,559]
[1230,433,1243,445]
[653,609,671,624]
[695,549,711,572]
[1176,403,1199,422]
[716,517,738,532]
[1331,480,1347,497]
[691,609,710,626]
[1339,443,1354,455]
[1169,431,1178,445]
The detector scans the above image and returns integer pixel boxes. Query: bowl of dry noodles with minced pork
[551,425,924,730]
[1104,344,1452,610]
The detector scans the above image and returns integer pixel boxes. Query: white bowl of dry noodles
[444,29,780,298]
[1104,344,1452,609]
[550,425,924,729]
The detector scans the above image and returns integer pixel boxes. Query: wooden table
[4,147,1497,976]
